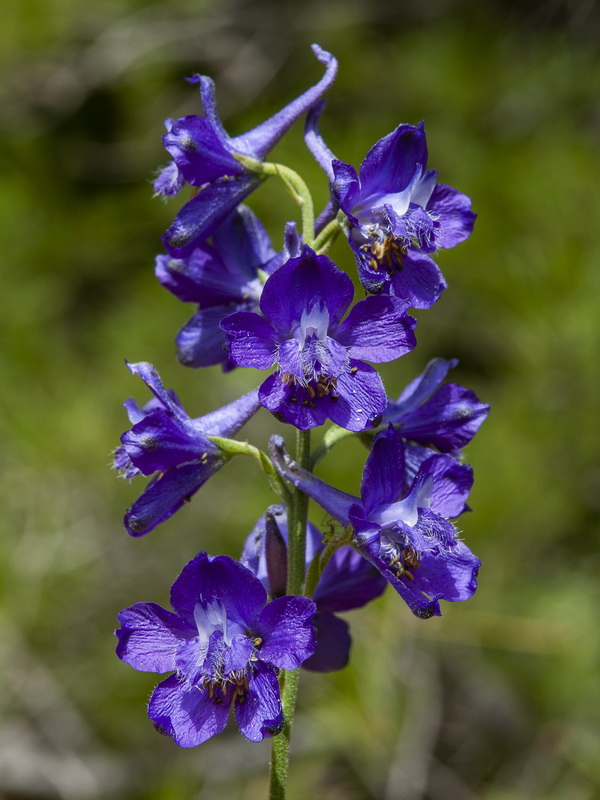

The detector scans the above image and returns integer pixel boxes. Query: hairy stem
[312,211,344,254]
[269,429,311,800]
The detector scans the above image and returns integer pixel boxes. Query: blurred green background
[2,0,600,797]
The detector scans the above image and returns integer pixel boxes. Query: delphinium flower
[114,361,260,536]
[155,206,281,370]
[305,103,476,304]
[158,45,337,257]
[221,245,418,431]
[115,551,317,746]
[241,505,386,672]
[270,425,480,619]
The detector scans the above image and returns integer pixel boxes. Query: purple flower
[116,552,316,746]
[159,45,337,257]
[156,206,281,370]
[270,425,480,619]
[114,362,260,536]
[221,246,417,432]
[384,357,490,452]
[241,506,386,672]
[308,109,475,306]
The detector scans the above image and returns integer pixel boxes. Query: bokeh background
[2,0,600,797]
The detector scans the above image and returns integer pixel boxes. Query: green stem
[207,436,291,503]
[310,423,355,469]
[269,429,311,800]
[234,155,315,246]
[268,669,300,800]
[312,212,344,254]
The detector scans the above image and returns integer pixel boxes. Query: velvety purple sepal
[360,424,406,513]
[148,674,232,747]
[302,613,351,672]
[384,250,447,309]
[331,160,360,218]
[157,205,280,369]
[115,602,195,672]
[120,411,219,476]
[116,551,317,746]
[314,546,387,613]
[259,246,354,332]
[389,357,457,416]
[428,184,476,248]
[257,595,317,669]
[418,454,473,518]
[124,461,223,537]
[358,123,428,198]
[399,383,490,451]
[164,115,244,185]
[234,663,284,742]
[329,363,388,432]
[162,176,261,258]
[335,296,417,362]
[385,358,490,452]
[170,553,267,628]
[175,307,232,368]
[221,311,278,369]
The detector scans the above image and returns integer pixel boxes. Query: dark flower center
[358,230,407,276]
[281,372,340,406]
[201,670,251,704]
[381,537,421,582]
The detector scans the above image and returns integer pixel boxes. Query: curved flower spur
[116,552,316,746]
[221,245,417,431]
[158,45,337,257]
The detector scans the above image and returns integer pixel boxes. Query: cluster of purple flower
[114,45,488,752]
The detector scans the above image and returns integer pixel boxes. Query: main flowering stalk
[269,428,311,800]
[254,156,316,800]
